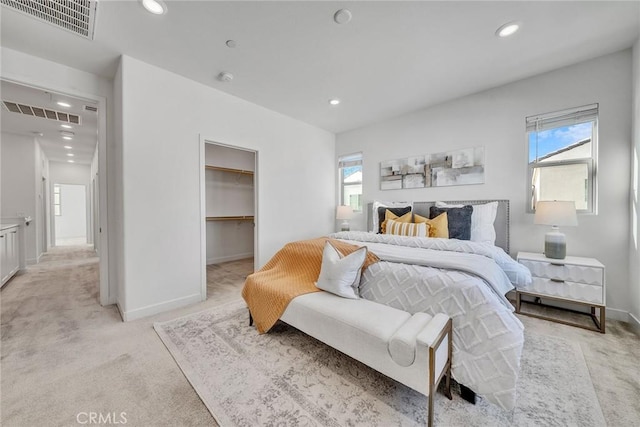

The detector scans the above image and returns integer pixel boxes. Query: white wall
[337,50,632,320]
[630,35,640,331]
[1,46,115,305]
[1,132,38,264]
[117,55,335,320]
[34,141,49,258]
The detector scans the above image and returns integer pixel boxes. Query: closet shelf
[207,216,254,222]
[205,165,254,176]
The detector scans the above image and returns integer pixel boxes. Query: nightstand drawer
[519,259,603,286]
[520,277,604,304]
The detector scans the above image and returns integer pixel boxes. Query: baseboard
[629,312,640,336]
[207,252,253,265]
[27,257,38,265]
[605,307,629,322]
[120,293,202,322]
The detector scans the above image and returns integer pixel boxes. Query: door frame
[199,136,259,301]
[0,76,111,306]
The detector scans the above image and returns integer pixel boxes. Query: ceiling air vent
[2,101,82,125]
[0,0,98,40]
[84,105,98,112]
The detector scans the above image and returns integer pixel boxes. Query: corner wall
[337,50,633,320]
[630,35,640,332]
[117,55,335,320]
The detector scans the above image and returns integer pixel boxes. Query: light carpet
[154,300,605,426]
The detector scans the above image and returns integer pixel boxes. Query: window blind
[338,152,362,168]
[526,104,598,132]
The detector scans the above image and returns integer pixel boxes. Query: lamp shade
[336,205,354,220]
[534,201,578,227]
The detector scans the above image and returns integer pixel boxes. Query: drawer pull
[550,262,565,266]
[550,278,565,283]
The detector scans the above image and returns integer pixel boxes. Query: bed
[325,200,529,410]
[243,199,530,411]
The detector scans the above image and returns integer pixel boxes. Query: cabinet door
[8,229,19,274]
[1,231,7,284]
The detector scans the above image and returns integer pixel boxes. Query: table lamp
[336,205,354,231]
[534,201,578,259]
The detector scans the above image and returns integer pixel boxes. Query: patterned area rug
[154,301,605,426]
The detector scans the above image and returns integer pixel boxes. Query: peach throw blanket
[241,237,379,333]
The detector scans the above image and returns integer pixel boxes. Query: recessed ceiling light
[329,99,341,106]
[64,145,73,149]
[141,0,167,15]
[63,136,73,140]
[67,153,75,157]
[68,160,75,163]
[226,40,237,48]
[57,101,71,108]
[496,22,521,38]
[61,124,72,129]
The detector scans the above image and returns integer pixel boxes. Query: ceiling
[1,1,639,135]
[1,80,98,165]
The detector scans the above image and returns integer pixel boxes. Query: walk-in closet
[204,143,256,300]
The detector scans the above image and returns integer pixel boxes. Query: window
[527,104,598,213]
[54,184,61,216]
[338,153,362,212]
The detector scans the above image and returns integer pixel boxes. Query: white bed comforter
[328,231,531,410]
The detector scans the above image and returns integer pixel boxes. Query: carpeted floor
[1,247,638,426]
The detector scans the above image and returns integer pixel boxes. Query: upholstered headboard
[367,200,510,253]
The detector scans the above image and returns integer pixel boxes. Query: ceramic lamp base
[544,228,566,259]
[340,220,350,232]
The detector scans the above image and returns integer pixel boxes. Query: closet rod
[205,165,254,175]
[206,216,254,221]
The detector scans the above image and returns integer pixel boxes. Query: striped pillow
[385,219,429,237]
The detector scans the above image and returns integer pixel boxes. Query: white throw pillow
[435,201,498,244]
[315,241,367,299]
[371,201,413,233]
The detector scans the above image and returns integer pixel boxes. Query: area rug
[154,301,605,426]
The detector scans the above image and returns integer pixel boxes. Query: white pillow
[315,241,367,299]
[371,201,413,233]
[435,201,498,244]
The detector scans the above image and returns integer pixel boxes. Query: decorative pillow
[415,213,448,238]
[430,205,473,240]
[385,219,429,237]
[315,241,367,299]
[376,206,412,233]
[381,210,413,234]
[371,201,413,233]
[435,201,498,244]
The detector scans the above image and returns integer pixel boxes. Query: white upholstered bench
[280,291,452,427]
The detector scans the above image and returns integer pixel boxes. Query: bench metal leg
[460,384,476,404]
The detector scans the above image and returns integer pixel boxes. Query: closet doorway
[201,140,257,302]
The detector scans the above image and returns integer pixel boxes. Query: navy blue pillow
[429,205,473,240]
[377,206,412,233]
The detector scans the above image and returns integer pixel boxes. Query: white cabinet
[1,224,20,287]
[516,252,605,333]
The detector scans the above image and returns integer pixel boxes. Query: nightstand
[515,252,605,333]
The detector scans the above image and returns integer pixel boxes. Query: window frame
[338,152,363,213]
[54,184,62,216]
[526,104,598,214]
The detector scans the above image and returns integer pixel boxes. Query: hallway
[0,246,239,426]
